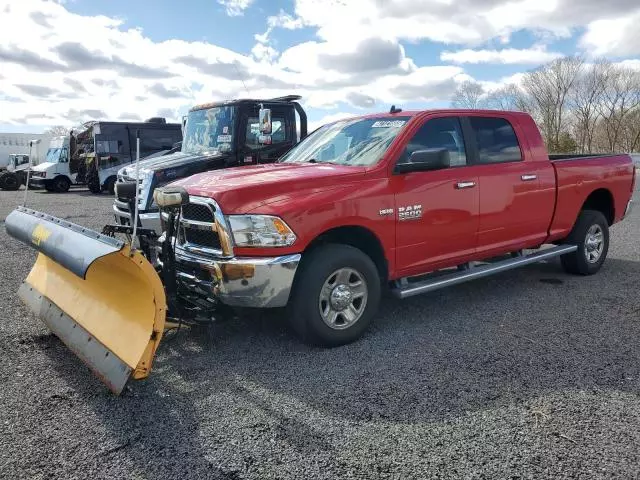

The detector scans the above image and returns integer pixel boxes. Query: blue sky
[0,0,639,133]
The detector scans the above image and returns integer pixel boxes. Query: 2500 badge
[398,204,422,221]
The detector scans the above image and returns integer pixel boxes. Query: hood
[171,162,367,213]
[32,162,56,172]
[120,150,227,179]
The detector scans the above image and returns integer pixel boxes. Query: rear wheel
[0,173,19,191]
[560,209,609,275]
[53,176,71,193]
[287,244,381,347]
[105,176,116,195]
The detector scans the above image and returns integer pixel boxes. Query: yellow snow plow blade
[5,207,166,395]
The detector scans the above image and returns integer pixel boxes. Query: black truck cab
[113,95,308,233]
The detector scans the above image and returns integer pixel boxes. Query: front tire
[560,209,609,275]
[287,244,381,347]
[53,176,71,193]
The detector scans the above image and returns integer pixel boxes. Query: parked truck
[5,107,635,394]
[0,154,31,190]
[28,119,182,193]
[111,95,308,233]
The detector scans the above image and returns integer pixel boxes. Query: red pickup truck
[166,109,635,346]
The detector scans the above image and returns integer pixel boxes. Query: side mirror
[259,107,272,134]
[395,148,450,174]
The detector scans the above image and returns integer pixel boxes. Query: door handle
[455,181,476,189]
[521,174,537,181]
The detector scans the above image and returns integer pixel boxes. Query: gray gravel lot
[0,185,639,479]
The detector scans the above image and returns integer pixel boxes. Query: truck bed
[547,153,634,241]
[549,153,625,162]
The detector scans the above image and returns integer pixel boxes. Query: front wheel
[53,176,71,193]
[287,244,381,347]
[560,209,609,275]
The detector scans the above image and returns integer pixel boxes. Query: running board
[392,244,577,299]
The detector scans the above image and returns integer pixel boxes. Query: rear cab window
[467,116,523,164]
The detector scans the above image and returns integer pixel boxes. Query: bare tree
[625,109,640,152]
[521,56,584,152]
[484,84,530,111]
[569,59,610,153]
[595,66,640,152]
[45,125,72,136]
[450,81,484,109]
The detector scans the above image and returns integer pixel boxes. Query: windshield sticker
[371,120,406,128]
[222,126,229,134]
[217,134,232,143]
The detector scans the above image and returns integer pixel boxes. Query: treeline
[451,57,640,154]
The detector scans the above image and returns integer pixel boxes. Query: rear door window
[467,117,522,164]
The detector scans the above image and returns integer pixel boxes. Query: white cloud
[251,43,278,63]
[441,46,563,65]
[579,11,640,57]
[308,112,356,132]
[2,0,640,132]
[217,0,254,17]
[285,0,639,46]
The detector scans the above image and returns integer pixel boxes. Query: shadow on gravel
[34,335,244,479]
[157,257,640,421]
[25,256,640,474]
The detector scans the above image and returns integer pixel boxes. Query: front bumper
[175,248,301,308]
[28,177,47,189]
[112,201,162,234]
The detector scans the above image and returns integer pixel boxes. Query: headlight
[227,215,296,247]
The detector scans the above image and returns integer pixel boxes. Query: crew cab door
[392,115,480,277]
[239,105,297,165]
[462,115,554,255]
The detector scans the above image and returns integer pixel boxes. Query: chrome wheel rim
[318,267,368,330]
[584,224,604,263]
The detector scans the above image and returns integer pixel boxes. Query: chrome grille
[183,229,222,250]
[115,174,145,211]
[181,203,214,223]
[177,197,231,257]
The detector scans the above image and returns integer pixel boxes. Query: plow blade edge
[5,207,166,394]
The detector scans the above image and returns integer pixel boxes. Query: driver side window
[398,117,467,167]
[246,116,287,149]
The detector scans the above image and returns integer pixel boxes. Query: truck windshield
[45,147,68,163]
[280,116,410,166]
[182,106,236,155]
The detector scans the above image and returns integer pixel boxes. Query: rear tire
[105,176,116,195]
[287,244,381,347]
[53,176,71,193]
[560,209,609,275]
[0,173,19,191]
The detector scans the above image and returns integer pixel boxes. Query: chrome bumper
[112,202,162,234]
[175,248,301,308]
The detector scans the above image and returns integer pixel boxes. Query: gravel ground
[0,185,639,479]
